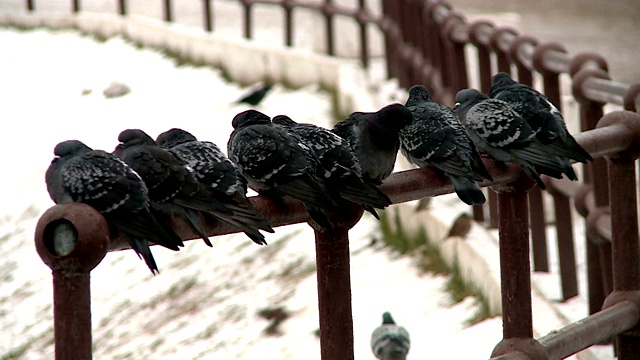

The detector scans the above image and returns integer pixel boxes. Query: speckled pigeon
[454,89,574,189]
[371,312,410,360]
[227,109,338,229]
[156,128,274,245]
[332,103,414,184]
[401,85,492,205]
[45,140,184,274]
[113,129,236,247]
[489,72,591,165]
[272,115,392,219]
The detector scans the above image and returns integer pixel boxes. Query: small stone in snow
[103,81,131,98]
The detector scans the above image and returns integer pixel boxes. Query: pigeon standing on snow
[371,312,411,360]
[489,72,591,165]
[454,89,573,189]
[113,129,239,247]
[156,128,274,246]
[401,85,492,205]
[227,109,338,229]
[234,83,273,106]
[272,115,392,219]
[332,103,414,184]
[45,140,183,274]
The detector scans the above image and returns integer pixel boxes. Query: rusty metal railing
[19,0,640,359]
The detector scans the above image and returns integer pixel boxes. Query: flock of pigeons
[45,72,591,274]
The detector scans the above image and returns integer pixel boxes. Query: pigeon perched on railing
[113,129,240,247]
[227,109,338,229]
[454,89,574,189]
[156,128,274,246]
[45,140,184,274]
[401,85,492,205]
[272,115,392,219]
[371,312,411,360]
[332,103,414,185]
[489,72,592,164]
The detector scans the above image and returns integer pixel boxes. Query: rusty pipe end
[602,290,640,311]
[571,67,611,105]
[573,184,593,218]
[568,52,609,77]
[441,11,467,44]
[596,110,640,160]
[467,20,495,48]
[585,206,610,246]
[532,42,566,75]
[623,82,640,112]
[491,338,548,360]
[509,35,538,70]
[490,26,518,53]
[35,203,110,273]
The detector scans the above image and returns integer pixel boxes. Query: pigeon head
[491,72,517,89]
[156,128,197,148]
[118,129,156,145]
[53,140,92,157]
[454,88,489,110]
[232,109,271,129]
[376,103,414,131]
[405,85,434,107]
[272,115,297,127]
[382,312,396,325]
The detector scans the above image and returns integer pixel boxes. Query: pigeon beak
[453,102,461,110]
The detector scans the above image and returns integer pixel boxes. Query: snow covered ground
[0,28,507,359]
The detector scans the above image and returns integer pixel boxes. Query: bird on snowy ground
[371,312,411,360]
[332,103,414,185]
[227,109,339,229]
[234,82,273,106]
[401,85,492,205]
[156,128,274,246]
[272,115,392,219]
[489,72,592,166]
[454,89,574,189]
[45,140,184,274]
[114,129,242,247]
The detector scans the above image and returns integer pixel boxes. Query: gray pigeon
[332,103,414,184]
[113,129,237,247]
[489,72,591,165]
[227,109,338,229]
[272,115,392,219]
[156,128,274,245]
[45,140,184,274]
[371,312,410,360]
[402,85,492,205]
[454,89,573,189]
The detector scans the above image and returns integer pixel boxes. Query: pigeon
[234,83,272,106]
[113,129,239,247]
[454,89,574,189]
[228,109,338,229]
[332,103,414,184]
[371,312,410,360]
[45,140,184,274]
[272,115,392,219]
[156,128,275,246]
[489,72,592,164]
[401,85,492,205]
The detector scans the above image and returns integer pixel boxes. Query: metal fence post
[313,204,363,360]
[34,203,110,360]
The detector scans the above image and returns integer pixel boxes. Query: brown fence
[24,0,640,359]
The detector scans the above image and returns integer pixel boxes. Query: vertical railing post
[533,42,579,299]
[26,0,34,11]
[117,0,127,16]
[313,205,362,360]
[72,0,80,13]
[34,204,110,360]
[491,177,546,359]
[355,0,369,69]
[572,65,612,313]
[163,0,173,22]
[203,0,213,32]
[322,0,335,56]
[283,1,294,47]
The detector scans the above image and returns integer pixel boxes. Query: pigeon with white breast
[332,103,414,184]
[156,128,274,245]
[114,129,236,247]
[402,85,492,205]
[45,140,184,274]
[272,115,392,219]
[371,312,410,360]
[454,89,573,189]
[489,72,591,165]
[228,109,338,229]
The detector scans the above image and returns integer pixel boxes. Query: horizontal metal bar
[539,300,640,360]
